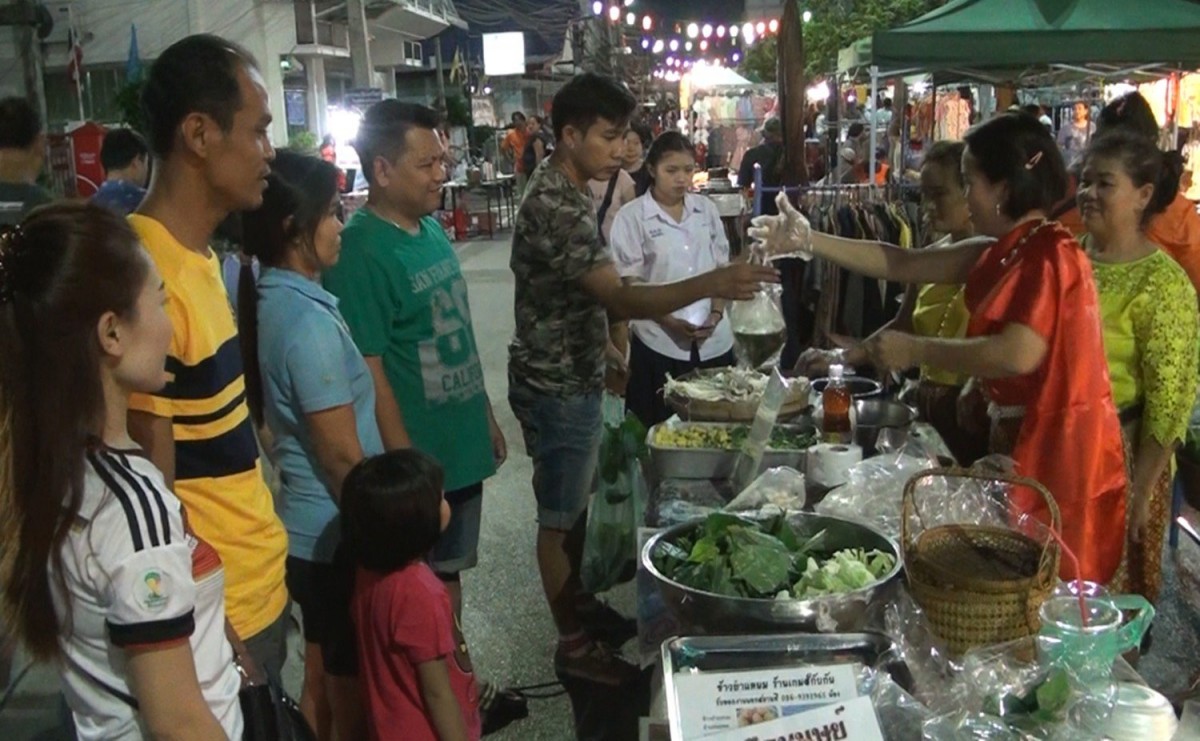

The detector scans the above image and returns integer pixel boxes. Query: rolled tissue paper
[808,443,864,489]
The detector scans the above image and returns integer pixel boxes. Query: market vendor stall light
[685,41,693,51]
[641,37,650,49]
[700,39,709,51]
[702,23,713,38]
[626,12,636,25]
[609,5,620,21]
[624,0,634,5]
[729,24,739,37]
[756,21,766,34]
[768,19,779,33]
[716,25,726,38]
[327,107,361,147]
[592,1,602,15]
[742,22,753,37]
[803,10,812,22]
[687,22,699,38]
[669,38,679,51]
[807,81,830,102]
[653,39,665,53]
[642,15,653,31]
[731,51,741,63]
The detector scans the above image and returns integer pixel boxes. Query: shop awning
[849,0,1200,80]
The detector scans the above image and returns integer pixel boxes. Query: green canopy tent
[871,0,1200,77]
[839,0,1200,178]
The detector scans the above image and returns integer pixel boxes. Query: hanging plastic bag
[581,394,650,594]
[729,283,786,369]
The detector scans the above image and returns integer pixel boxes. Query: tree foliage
[739,0,952,81]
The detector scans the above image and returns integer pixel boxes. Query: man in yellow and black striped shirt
[127,35,288,679]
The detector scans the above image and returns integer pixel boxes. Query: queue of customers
[0,34,522,741]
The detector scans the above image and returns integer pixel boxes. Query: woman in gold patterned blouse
[1079,130,1200,603]
[798,140,988,464]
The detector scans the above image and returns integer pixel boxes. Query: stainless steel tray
[648,421,815,480]
[661,632,914,741]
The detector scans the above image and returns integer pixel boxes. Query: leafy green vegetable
[599,413,648,485]
[652,512,895,599]
[728,526,793,594]
[988,668,1071,722]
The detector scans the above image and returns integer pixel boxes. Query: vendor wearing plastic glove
[752,113,1128,584]
[796,141,988,465]
[610,131,737,427]
[1078,132,1199,604]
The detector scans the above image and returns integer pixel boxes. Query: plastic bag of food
[814,452,936,539]
[725,465,807,512]
[729,284,786,369]
[581,394,649,593]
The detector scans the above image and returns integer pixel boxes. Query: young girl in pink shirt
[342,450,481,741]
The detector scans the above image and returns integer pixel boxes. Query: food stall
[622,364,1178,739]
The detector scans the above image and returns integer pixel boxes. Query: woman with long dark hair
[610,131,737,427]
[238,150,377,740]
[1078,131,1199,603]
[0,203,242,738]
[752,113,1128,584]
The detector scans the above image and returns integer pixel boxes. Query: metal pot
[810,375,883,399]
[854,399,916,455]
[641,512,901,634]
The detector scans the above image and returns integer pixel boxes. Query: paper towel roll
[807,443,864,489]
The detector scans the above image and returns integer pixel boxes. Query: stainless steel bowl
[641,512,902,634]
[811,375,883,399]
[854,399,916,455]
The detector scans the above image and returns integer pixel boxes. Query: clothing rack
[750,163,919,216]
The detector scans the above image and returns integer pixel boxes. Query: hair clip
[1025,151,1044,170]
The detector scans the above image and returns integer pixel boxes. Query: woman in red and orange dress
[751,113,1128,583]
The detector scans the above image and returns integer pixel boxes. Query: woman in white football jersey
[0,203,243,740]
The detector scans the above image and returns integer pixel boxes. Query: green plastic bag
[581,394,649,594]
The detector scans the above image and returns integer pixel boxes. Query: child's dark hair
[341,450,445,572]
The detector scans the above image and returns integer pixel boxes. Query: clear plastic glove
[748,192,814,260]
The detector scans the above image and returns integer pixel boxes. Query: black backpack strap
[595,172,621,245]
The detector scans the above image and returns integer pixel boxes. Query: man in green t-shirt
[323,100,523,730]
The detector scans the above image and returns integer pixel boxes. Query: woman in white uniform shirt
[610,131,736,426]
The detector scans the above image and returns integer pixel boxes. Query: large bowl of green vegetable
[643,511,902,634]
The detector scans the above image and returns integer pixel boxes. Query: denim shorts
[430,482,483,575]
[508,381,603,530]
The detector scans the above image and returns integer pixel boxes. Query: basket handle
[901,466,1062,573]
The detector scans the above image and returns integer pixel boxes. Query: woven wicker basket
[902,468,1061,656]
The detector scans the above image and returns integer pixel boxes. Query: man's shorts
[508,381,602,531]
[431,483,484,575]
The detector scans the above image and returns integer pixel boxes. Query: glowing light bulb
[686,23,699,39]
[768,19,779,33]
[609,6,621,22]
[669,38,679,51]
[701,24,712,39]
[642,15,652,31]
[591,1,602,15]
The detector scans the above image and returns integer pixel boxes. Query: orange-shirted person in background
[501,111,530,196]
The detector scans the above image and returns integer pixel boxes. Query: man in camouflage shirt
[508,72,778,686]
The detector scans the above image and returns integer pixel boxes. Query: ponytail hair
[237,150,340,427]
[1084,131,1181,227]
[0,203,149,660]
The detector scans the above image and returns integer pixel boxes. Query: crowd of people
[1,22,1199,740]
